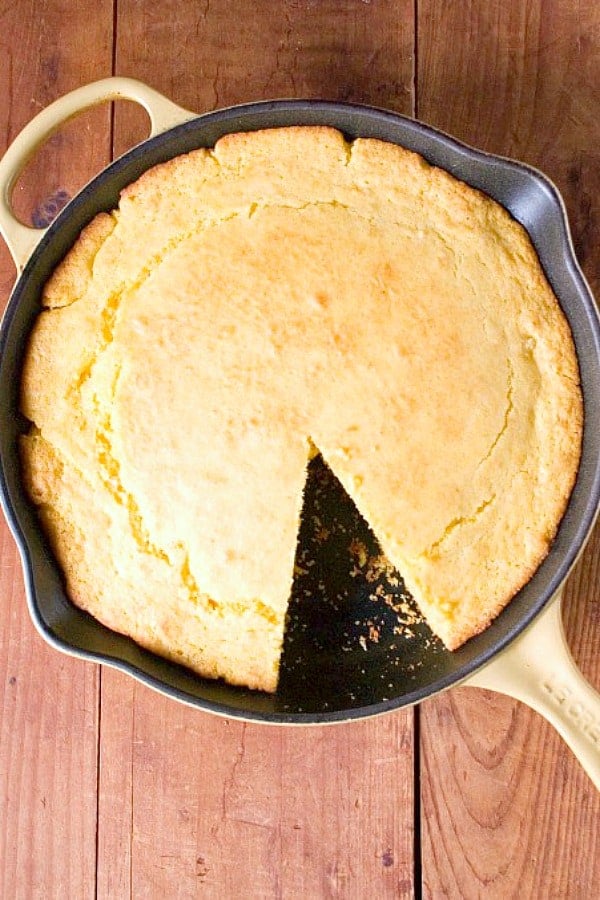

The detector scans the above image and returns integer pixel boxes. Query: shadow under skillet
[277,454,447,714]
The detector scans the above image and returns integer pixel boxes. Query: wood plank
[97,2,417,897]
[111,686,414,899]
[417,1,600,895]
[0,549,99,899]
[96,669,135,900]
[0,2,113,897]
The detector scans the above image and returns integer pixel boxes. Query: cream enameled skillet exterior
[0,79,599,788]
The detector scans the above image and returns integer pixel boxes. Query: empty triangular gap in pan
[278,453,443,713]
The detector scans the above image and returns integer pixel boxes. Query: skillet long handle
[0,77,195,270]
[463,593,600,790]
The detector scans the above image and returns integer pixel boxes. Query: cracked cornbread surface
[20,126,582,692]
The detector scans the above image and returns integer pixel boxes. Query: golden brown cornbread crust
[20,126,582,691]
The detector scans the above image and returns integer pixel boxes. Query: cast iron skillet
[0,80,599,784]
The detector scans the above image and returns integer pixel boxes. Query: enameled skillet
[0,79,599,787]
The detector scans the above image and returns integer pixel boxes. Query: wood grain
[95,2,418,898]
[112,0,415,156]
[418,1,600,895]
[0,1,113,897]
[99,683,414,898]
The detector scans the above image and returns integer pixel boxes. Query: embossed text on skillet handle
[464,592,600,791]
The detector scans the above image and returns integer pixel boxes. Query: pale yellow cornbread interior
[20,127,582,692]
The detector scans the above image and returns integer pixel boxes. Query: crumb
[349,537,368,568]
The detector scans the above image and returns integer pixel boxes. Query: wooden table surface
[1,2,599,897]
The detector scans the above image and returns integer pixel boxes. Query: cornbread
[20,126,582,692]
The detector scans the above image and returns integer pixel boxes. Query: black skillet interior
[1,100,600,723]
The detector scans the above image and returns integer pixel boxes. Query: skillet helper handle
[0,77,195,270]
[465,593,600,790]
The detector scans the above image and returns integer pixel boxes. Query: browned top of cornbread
[20,126,582,691]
